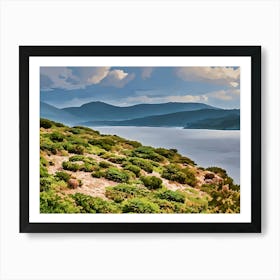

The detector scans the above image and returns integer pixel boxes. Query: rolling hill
[62,101,217,121]
[81,109,240,129]
[40,102,82,125]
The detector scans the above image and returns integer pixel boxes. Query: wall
[0,0,279,279]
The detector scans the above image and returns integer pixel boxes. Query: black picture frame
[19,46,261,233]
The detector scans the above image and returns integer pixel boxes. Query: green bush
[155,147,176,159]
[40,165,49,177]
[50,132,64,142]
[71,193,120,213]
[122,198,160,213]
[200,184,240,213]
[156,190,185,203]
[99,161,111,168]
[40,177,53,192]
[105,184,149,202]
[131,146,164,162]
[123,164,141,177]
[162,164,196,186]
[128,157,154,173]
[55,171,70,182]
[40,142,57,154]
[62,161,80,172]
[126,140,142,148]
[141,176,162,190]
[69,155,86,162]
[40,118,53,129]
[80,162,95,172]
[107,156,126,164]
[206,167,228,178]
[105,167,130,183]
[64,144,84,154]
[40,191,80,213]
[91,170,105,178]
[88,138,115,151]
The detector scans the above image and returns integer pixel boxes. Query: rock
[68,178,80,189]
[222,184,229,192]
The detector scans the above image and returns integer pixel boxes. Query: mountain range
[40,101,240,130]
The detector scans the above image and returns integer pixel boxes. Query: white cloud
[207,89,240,101]
[120,94,208,105]
[102,70,135,88]
[175,67,240,87]
[141,67,154,79]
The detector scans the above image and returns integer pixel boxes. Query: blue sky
[40,66,240,109]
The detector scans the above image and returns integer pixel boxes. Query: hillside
[82,109,240,130]
[40,102,81,125]
[40,118,240,214]
[63,101,217,121]
[185,114,240,130]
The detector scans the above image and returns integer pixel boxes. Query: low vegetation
[40,119,240,214]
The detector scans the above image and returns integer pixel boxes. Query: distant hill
[40,102,81,125]
[185,114,240,130]
[63,101,217,121]
[81,109,240,130]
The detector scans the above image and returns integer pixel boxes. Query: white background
[0,0,279,279]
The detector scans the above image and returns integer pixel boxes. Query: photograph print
[20,46,261,232]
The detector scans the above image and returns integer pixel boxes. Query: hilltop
[40,118,240,214]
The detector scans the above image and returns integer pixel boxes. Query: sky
[40,66,240,109]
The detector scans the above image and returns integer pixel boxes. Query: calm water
[91,126,240,184]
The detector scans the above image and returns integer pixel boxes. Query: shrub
[206,167,228,178]
[141,176,162,190]
[107,156,126,164]
[62,161,80,172]
[122,198,160,213]
[123,164,141,177]
[64,144,84,154]
[131,146,164,162]
[69,155,86,162]
[105,168,130,183]
[40,177,53,192]
[128,157,153,173]
[91,170,105,178]
[162,164,196,186]
[71,193,120,213]
[55,171,71,182]
[156,190,185,203]
[105,184,149,202]
[40,191,80,213]
[80,162,95,172]
[40,165,49,177]
[88,138,115,151]
[126,140,142,148]
[50,132,64,142]
[40,118,53,129]
[155,147,176,159]
[40,143,57,154]
[99,161,111,168]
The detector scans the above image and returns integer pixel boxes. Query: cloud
[120,94,208,105]
[71,67,110,85]
[175,67,240,87]
[102,70,135,88]
[207,89,240,101]
[141,67,154,79]
[40,67,134,90]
